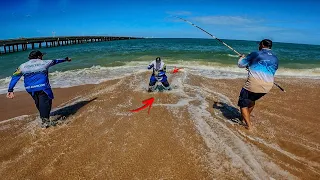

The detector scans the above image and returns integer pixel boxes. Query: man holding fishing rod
[176,16,282,130]
[237,39,279,130]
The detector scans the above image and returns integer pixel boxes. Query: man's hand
[6,92,14,99]
[65,57,72,62]
[239,54,245,58]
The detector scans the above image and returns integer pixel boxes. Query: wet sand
[0,71,319,179]
[0,84,96,121]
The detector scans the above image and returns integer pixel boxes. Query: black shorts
[238,88,266,108]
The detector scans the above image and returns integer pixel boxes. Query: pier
[0,36,143,55]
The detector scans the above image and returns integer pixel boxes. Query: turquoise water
[0,38,319,93]
[1,38,320,76]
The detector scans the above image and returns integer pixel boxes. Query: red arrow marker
[130,97,154,114]
[171,67,182,74]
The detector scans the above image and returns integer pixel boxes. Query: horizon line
[0,36,318,46]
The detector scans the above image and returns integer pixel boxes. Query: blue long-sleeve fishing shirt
[8,58,69,99]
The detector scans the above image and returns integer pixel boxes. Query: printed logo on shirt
[25,83,46,89]
[258,60,277,74]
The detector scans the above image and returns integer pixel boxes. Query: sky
[1,0,319,45]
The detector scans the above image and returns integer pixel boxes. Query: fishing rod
[175,16,286,92]
[175,16,242,56]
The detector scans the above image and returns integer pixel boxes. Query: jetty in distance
[0,36,143,55]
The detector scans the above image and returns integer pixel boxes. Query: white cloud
[191,16,260,26]
[172,15,310,43]
[237,25,286,32]
[184,15,291,38]
[166,11,192,16]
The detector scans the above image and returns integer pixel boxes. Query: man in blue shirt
[237,39,279,130]
[6,50,72,128]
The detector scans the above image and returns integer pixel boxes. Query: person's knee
[162,81,170,87]
[248,101,255,108]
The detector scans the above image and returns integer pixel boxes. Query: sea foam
[0,62,319,94]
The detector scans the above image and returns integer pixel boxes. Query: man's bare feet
[245,125,252,130]
[242,121,252,130]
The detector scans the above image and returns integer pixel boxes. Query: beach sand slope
[0,71,319,179]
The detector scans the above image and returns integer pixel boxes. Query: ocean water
[0,38,319,93]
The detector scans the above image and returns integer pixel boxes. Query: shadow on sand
[212,101,244,125]
[50,97,97,121]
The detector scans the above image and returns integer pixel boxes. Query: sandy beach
[0,71,319,179]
